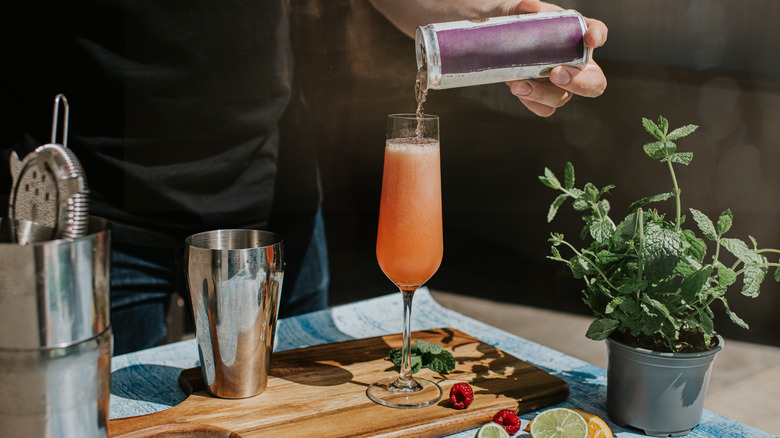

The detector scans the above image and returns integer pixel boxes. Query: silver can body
[185,229,284,399]
[416,10,590,90]
[0,217,112,438]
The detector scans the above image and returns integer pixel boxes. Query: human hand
[505,0,608,117]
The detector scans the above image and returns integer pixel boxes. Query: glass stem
[398,287,417,387]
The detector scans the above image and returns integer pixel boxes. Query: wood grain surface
[109,328,568,437]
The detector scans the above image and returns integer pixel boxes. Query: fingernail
[551,68,571,85]
[512,81,532,96]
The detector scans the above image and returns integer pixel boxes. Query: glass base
[366,376,442,409]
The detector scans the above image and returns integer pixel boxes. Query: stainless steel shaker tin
[416,10,590,90]
[0,216,111,349]
[0,329,112,437]
[185,229,284,399]
[0,216,111,437]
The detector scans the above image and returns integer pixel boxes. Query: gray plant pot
[605,335,723,437]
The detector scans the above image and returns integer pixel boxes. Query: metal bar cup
[185,230,284,399]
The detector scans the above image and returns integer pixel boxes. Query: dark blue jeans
[110,210,329,355]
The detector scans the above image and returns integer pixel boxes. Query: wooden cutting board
[109,328,568,437]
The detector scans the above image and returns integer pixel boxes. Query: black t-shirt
[2,0,314,247]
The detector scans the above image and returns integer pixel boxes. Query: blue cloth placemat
[110,289,773,437]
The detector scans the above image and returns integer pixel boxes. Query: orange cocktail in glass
[367,113,443,408]
[376,139,442,287]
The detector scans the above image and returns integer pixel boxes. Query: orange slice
[525,408,613,438]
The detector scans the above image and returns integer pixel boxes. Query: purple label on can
[437,16,584,75]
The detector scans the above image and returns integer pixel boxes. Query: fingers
[550,62,607,98]
[512,0,563,14]
[507,79,572,118]
[516,98,560,118]
[584,17,608,49]
[506,61,606,117]
[547,11,608,99]
[503,2,609,116]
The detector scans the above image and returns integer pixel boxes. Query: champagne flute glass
[367,113,443,408]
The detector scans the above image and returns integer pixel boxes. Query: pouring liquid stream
[414,65,428,141]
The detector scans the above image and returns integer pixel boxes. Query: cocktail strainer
[8,94,89,244]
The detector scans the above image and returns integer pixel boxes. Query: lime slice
[529,408,589,438]
[476,422,511,438]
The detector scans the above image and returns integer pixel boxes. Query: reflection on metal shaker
[185,229,284,399]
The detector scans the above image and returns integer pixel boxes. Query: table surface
[110,289,772,438]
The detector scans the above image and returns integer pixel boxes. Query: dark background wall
[284,0,780,347]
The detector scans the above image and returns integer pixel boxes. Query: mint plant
[541,116,780,352]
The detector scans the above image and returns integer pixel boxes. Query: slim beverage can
[415,10,590,90]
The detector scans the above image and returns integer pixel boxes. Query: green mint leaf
[573,197,590,211]
[681,229,707,264]
[589,217,616,243]
[666,124,698,140]
[742,262,768,298]
[583,183,599,202]
[586,318,619,340]
[710,285,728,300]
[721,298,750,330]
[643,296,675,324]
[549,246,562,260]
[605,296,627,314]
[570,187,584,197]
[388,348,399,364]
[716,262,737,287]
[617,296,638,314]
[543,168,561,189]
[596,250,624,265]
[615,211,638,236]
[643,141,666,159]
[387,342,455,374]
[627,192,673,214]
[547,194,568,223]
[642,117,664,140]
[662,140,677,156]
[388,346,422,373]
[539,176,556,190]
[657,116,669,136]
[641,222,684,281]
[569,255,597,279]
[676,256,701,277]
[664,152,693,165]
[598,184,616,198]
[415,339,443,355]
[690,208,717,241]
[388,347,403,368]
[717,209,733,235]
[410,355,422,374]
[680,266,712,303]
[564,162,575,189]
[697,308,715,335]
[721,237,761,264]
[774,262,780,282]
[598,199,611,217]
[616,282,636,295]
[425,350,456,374]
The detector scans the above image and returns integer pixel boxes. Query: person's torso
[2,0,293,246]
